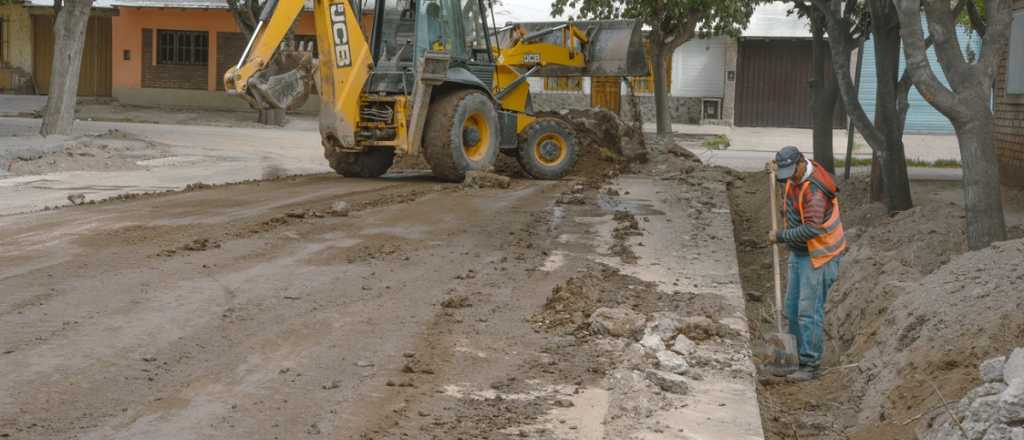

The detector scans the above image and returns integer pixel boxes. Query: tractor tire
[516,118,578,180]
[422,90,500,182]
[326,148,395,178]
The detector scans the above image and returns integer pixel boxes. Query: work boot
[785,367,819,383]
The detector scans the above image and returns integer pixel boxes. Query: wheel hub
[538,140,561,162]
[463,127,481,147]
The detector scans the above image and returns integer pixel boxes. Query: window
[1008,11,1024,94]
[544,77,583,92]
[156,30,208,65]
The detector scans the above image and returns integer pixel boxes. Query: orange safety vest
[784,163,847,268]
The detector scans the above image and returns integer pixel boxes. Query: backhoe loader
[224,0,646,181]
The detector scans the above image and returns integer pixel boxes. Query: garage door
[735,39,844,128]
[32,15,112,97]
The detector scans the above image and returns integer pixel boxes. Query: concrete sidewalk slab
[686,147,963,181]
[646,123,961,163]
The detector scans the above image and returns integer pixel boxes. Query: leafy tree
[551,0,760,135]
[39,0,95,136]
[895,0,1011,249]
[807,0,915,212]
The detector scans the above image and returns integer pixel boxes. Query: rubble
[331,201,351,217]
[923,349,1024,440]
[462,171,511,189]
[1005,349,1024,385]
[670,335,697,356]
[589,307,646,339]
[655,350,689,374]
[644,369,690,395]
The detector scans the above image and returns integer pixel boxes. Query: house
[0,0,118,95]
[994,0,1024,187]
[0,0,323,112]
[526,3,833,128]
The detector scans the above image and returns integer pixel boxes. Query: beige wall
[0,3,34,74]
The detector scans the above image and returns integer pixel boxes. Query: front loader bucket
[498,19,648,77]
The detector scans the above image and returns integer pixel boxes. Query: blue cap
[775,146,803,180]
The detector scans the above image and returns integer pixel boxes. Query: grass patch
[835,157,962,169]
[702,134,731,150]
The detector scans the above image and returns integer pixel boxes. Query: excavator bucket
[497,19,648,77]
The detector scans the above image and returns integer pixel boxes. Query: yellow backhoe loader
[224,0,646,181]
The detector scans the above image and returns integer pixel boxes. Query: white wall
[671,36,726,98]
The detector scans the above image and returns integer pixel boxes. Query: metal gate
[735,39,844,128]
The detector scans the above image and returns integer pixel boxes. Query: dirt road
[0,154,763,439]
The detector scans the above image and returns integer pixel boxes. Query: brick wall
[141,28,208,90]
[994,3,1024,187]
[216,32,245,92]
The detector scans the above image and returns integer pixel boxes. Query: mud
[729,171,1024,439]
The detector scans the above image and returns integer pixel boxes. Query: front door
[590,76,621,113]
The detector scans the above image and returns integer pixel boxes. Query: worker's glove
[768,229,779,244]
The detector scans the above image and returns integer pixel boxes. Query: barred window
[156,30,208,65]
[544,77,583,92]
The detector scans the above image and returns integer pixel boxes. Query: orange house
[109,1,317,111]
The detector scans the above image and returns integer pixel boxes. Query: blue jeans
[784,253,841,369]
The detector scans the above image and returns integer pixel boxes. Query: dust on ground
[728,170,1024,439]
[2,129,170,176]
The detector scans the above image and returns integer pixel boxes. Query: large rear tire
[516,118,578,180]
[327,148,395,178]
[423,90,500,182]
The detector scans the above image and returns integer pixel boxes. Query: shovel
[763,167,800,376]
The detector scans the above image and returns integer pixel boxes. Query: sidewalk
[646,123,962,163]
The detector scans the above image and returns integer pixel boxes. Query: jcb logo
[330,3,352,68]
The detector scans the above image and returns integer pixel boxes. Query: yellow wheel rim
[534,133,567,166]
[462,112,491,161]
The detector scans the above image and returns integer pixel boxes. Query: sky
[491,0,573,25]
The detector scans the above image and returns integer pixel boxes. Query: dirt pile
[3,130,167,176]
[729,172,1024,439]
[540,108,648,181]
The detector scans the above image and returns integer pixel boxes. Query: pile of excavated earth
[729,170,1024,439]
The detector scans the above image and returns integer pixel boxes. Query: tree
[39,0,95,136]
[791,3,841,174]
[808,0,915,213]
[895,0,1010,249]
[551,0,759,136]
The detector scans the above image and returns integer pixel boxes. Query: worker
[768,146,847,382]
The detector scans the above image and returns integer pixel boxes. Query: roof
[741,3,812,39]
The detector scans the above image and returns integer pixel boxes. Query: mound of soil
[729,172,1024,439]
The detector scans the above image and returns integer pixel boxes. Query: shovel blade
[763,332,799,376]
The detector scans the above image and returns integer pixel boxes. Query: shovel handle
[769,169,785,334]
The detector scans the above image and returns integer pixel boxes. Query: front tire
[516,118,578,180]
[423,90,500,182]
[327,148,395,178]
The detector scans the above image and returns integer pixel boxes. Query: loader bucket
[498,19,648,77]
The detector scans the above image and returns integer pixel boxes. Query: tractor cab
[364,0,494,95]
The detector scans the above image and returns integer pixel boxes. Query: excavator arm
[225,0,373,150]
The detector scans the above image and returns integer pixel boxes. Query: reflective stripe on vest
[785,179,848,269]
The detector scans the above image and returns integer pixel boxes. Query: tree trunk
[651,37,672,136]
[955,103,1007,249]
[871,15,913,212]
[810,18,839,174]
[39,0,94,137]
